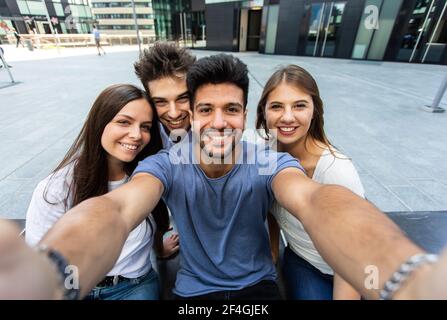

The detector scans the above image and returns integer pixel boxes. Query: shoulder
[136,149,172,168]
[133,149,174,190]
[315,148,364,197]
[35,164,74,202]
[249,142,299,166]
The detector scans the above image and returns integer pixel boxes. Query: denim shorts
[84,268,160,300]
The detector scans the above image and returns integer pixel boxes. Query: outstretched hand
[0,219,62,299]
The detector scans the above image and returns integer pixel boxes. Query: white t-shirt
[271,148,365,275]
[25,164,154,278]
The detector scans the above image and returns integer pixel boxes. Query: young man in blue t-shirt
[132,54,302,298]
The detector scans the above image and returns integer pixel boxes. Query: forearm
[40,196,128,297]
[299,185,423,299]
[333,273,361,300]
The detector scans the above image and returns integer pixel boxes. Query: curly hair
[134,42,196,94]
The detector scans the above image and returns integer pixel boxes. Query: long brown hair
[255,65,332,150]
[45,84,163,208]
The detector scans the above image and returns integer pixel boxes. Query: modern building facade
[90,0,155,37]
[152,0,205,42]
[0,0,94,37]
[204,0,447,65]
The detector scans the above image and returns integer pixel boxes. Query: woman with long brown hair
[256,65,363,300]
[25,84,179,300]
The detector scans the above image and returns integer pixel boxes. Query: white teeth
[279,127,295,132]
[169,116,186,125]
[207,133,232,141]
[120,143,138,150]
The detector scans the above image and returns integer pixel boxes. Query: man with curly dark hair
[134,42,196,148]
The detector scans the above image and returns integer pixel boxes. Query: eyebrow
[225,102,243,108]
[269,99,309,105]
[115,114,152,124]
[151,90,189,101]
[195,103,213,108]
[195,102,243,108]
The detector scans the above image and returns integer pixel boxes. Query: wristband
[379,253,438,300]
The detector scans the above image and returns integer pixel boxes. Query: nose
[167,101,181,119]
[128,124,142,140]
[280,105,295,123]
[211,109,227,129]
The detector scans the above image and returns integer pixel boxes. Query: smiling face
[192,83,246,160]
[265,81,314,147]
[148,76,190,137]
[101,98,153,166]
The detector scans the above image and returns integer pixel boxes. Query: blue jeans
[282,246,333,300]
[173,280,282,300]
[85,268,160,300]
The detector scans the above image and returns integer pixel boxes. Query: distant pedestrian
[13,29,24,48]
[92,25,106,56]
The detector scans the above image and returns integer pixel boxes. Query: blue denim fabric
[173,280,282,300]
[282,246,333,300]
[85,268,160,300]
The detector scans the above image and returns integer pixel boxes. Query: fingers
[169,233,179,241]
[171,245,180,253]
[163,234,179,248]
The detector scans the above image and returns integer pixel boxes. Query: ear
[188,108,194,129]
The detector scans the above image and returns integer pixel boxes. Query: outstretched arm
[333,273,361,300]
[272,168,423,299]
[40,173,163,297]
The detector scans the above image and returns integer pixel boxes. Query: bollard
[421,71,447,113]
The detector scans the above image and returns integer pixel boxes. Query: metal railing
[5,33,158,49]
[4,33,206,50]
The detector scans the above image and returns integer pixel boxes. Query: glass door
[421,0,447,63]
[305,1,347,57]
[247,9,262,51]
[396,0,445,63]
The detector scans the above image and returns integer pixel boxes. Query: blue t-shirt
[159,123,174,150]
[133,140,303,297]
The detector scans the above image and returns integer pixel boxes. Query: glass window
[265,5,279,54]
[423,1,447,63]
[53,3,64,16]
[352,0,383,59]
[17,0,30,14]
[368,0,403,60]
[351,0,402,60]
[60,22,67,33]
[396,0,435,61]
[70,4,79,17]
[27,0,47,15]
